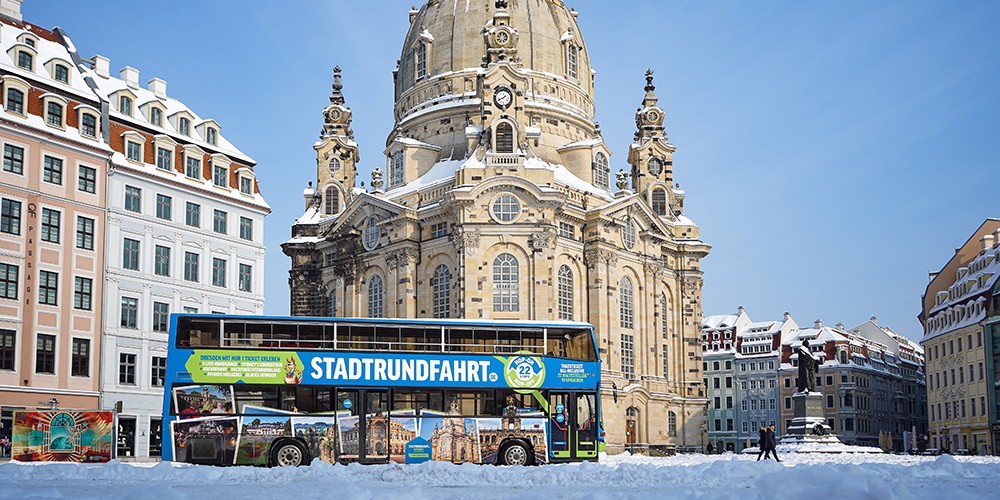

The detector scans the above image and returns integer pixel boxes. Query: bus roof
[169,314,594,330]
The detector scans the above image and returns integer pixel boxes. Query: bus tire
[270,440,308,467]
[498,440,533,466]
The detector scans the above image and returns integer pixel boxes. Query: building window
[126,140,142,162]
[495,122,514,153]
[621,333,635,380]
[184,252,199,282]
[492,253,519,312]
[325,186,339,215]
[390,152,404,188]
[185,202,200,227]
[3,144,24,174]
[558,222,575,239]
[0,329,14,370]
[36,334,55,374]
[363,215,380,251]
[123,238,140,271]
[43,156,63,185]
[185,156,201,179]
[17,50,32,70]
[213,210,227,234]
[619,276,634,329]
[6,88,24,114]
[124,185,141,212]
[121,297,138,328]
[150,107,162,127]
[432,265,450,318]
[154,245,171,277]
[206,127,218,145]
[659,293,668,339]
[213,165,227,187]
[153,302,169,332]
[239,217,253,241]
[119,353,136,385]
[78,165,96,193]
[668,411,677,437]
[328,157,340,174]
[652,188,667,216]
[415,43,427,79]
[557,265,573,321]
[156,147,172,170]
[38,270,58,305]
[567,44,578,79]
[40,208,60,243]
[179,117,190,136]
[0,263,17,300]
[119,95,132,116]
[1,198,21,234]
[212,258,227,287]
[80,113,97,138]
[240,176,253,195]
[491,194,520,223]
[621,218,636,250]
[71,338,89,377]
[53,64,70,83]
[73,277,92,310]
[76,216,94,250]
[367,274,384,318]
[155,194,172,220]
[151,356,167,387]
[46,101,63,127]
[238,264,252,293]
[431,222,448,239]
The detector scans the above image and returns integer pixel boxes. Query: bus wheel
[500,441,531,466]
[271,441,307,467]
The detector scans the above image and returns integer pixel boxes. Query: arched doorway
[625,407,639,452]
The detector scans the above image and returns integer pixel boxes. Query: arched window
[593,152,609,189]
[390,152,404,188]
[493,253,519,312]
[567,45,578,79]
[652,188,667,216]
[495,122,514,153]
[415,43,427,79]
[328,157,340,174]
[621,332,635,380]
[557,265,573,320]
[620,276,634,329]
[325,186,339,215]
[668,411,677,437]
[367,274,384,318]
[659,292,668,339]
[433,265,451,318]
[329,289,337,317]
[621,218,636,250]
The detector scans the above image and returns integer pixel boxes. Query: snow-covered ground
[2,453,998,499]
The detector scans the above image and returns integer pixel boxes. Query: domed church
[283,0,710,452]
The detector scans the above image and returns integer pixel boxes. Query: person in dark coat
[756,426,768,461]
[764,425,781,462]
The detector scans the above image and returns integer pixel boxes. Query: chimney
[836,322,845,330]
[783,311,791,321]
[120,66,139,88]
[737,305,745,316]
[91,55,110,78]
[870,315,877,324]
[0,0,22,22]
[994,229,1000,248]
[814,319,822,329]
[148,78,167,98]
[983,234,995,252]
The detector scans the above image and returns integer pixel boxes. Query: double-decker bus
[161,314,602,467]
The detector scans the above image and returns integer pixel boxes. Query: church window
[367,274,384,318]
[495,122,514,153]
[621,217,636,250]
[621,333,634,380]
[652,188,667,216]
[415,43,427,79]
[567,45,578,79]
[558,222,574,239]
[619,276,634,329]
[491,194,520,223]
[668,411,677,437]
[493,253,519,312]
[660,292,668,340]
[363,215,380,251]
[325,186,339,215]
[433,265,451,318]
[390,152,404,188]
[328,156,340,174]
[557,265,573,320]
[593,152,609,189]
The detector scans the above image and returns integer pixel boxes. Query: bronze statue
[796,339,821,393]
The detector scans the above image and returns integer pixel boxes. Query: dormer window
[240,176,253,195]
[122,132,145,163]
[43,96,66,128]
[185,155,201,179]
[179,117,190,136]
[75,105,99,139]
[213,164,228,188]
[16,51,32,71]
[5,88,23,114]
[206,127,218,146]
[119,95,132,116]
[149,107,162,127]
[53,64,69,84]
[22,37,35,48]
[593,152,609,189]
[415,43,427,79]
[389,152,403,188]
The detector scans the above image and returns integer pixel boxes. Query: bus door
[335,389,389,463]
[549,392,598,460]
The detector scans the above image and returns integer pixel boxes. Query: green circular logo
[504,355,545,389]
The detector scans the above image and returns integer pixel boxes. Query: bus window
[272,322,298,347]
[234,386,280,413]
[445,391,490,416]
[546,328,597,361]
[399,327,426,351]
[177,317,221,348]
[445,328,474,353]
[223,321,247,347]
[475,329,498,353]
[281,386,331,413]
[298,323,324,348]
[245,322,271,346]
[373,325,399,351]
[342,324,375,350]
[521,329,545,354]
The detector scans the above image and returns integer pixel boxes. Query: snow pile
[2,453,998,499]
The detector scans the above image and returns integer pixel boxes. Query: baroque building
[283,0,710,452]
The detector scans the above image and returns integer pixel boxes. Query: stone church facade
[283,0,710,452]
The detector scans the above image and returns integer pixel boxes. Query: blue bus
[161,314,602,466]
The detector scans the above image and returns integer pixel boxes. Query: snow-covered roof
[703,314,738,330]
[0,20,95,100]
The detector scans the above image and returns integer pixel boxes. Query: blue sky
[27,1,1000,341]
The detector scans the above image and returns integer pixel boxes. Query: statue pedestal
[784,392,835,442]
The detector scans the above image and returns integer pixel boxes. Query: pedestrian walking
[764,424,781,462]
[756,426,767,461]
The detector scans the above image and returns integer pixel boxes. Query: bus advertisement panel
[161,315,602,467]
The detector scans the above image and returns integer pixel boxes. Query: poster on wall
[11,410,114,462]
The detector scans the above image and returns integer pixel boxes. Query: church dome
[391,0,597,160]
